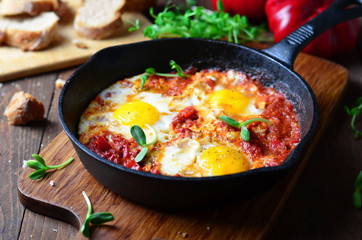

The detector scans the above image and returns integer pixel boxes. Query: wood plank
[18,69,78,240]
[0,73,57,239]
[17,51,348,239]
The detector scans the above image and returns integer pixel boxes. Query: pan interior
[60,38,316,174]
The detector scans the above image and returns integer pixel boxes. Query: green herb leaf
[27,160,45,170]
[27,155,74,180]
[219,115,242,128]
[81,191,114,238]
[220,116,272,142]
[345,97,362,139]
[354,171,362,192]
[240,125,251,142]
[344,106,352,116]
[351,107,360,116]
[131,125,158,162]
[32,153,46,166]
[170,60,190,78]
[140,74,148,89]
[28,168,47,180]
[81,218,91,238]
[135,147,148,163]
[216,0,224,12]
[353,192,362,209]
[145,67,156,74]
[127,19,140,32]
[89,212,115,225]
[130,125,147,146]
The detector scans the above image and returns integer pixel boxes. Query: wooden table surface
[1,1,362,239]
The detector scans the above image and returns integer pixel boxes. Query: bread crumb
[55,79,66,89]
[23,160,28,169]
[50,180,55,186]
[4,91,45,125]
[177,231,188,238]
[52,228,58,232]
[72,39,88,49]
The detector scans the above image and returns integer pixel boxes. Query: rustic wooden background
[0,0,361,239]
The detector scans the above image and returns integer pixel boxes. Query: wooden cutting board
[0,0,150,82]
[17,52,348,239]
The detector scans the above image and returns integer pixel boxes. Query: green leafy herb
[353,171,362,209]
[139,60,189,89]
[345,97,362,139]
[127,19,140,32]
[81,191,114,238]
[220,115,272,142]
[129,1,268,44]
[27,154,74,180]
[130,124,158,162]
[216,0,224,12]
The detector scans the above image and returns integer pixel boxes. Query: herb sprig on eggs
[131,125,158,162]
[140,60,190,89]
[220,115,272,142]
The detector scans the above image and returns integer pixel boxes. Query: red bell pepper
[212,0,267,20]
[265,0,360,58]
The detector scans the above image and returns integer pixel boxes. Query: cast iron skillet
[59,0,362,208]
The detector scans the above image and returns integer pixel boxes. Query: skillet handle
[262,0,362,68]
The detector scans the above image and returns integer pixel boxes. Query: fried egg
[79,69,300,177]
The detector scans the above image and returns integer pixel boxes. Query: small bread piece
[0,12,59,51]
[4,91,45,125]
[74,0,126,39]
[0,0,60,17]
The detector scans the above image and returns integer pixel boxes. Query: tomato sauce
[80,68,301,176]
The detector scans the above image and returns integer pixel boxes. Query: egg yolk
[199,145,250,176]
[113,101,160,127]
[208,89,251,115]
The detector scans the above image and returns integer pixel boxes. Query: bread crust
[0,0,60,17]
[0,12,59,51]
[73,0,126,40]
[4,91,45,125]
[74,11,123,40]
[0,31,5,43]
[5,22,58,50]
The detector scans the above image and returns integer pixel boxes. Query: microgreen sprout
[127,19,140,32]
[129,1,269,44]
[345,96,362,139]
[130,124,158,162]
[81,191,114,238]
[353,171,362,209]
[26,154,74,180]
[139,60,189,89]
[220,115,272,142]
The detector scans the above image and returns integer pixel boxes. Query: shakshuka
[78,66,301,177]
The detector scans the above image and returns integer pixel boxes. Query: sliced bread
[0,0,60,17]
[0,11,59,51]
[74,0,126,40]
